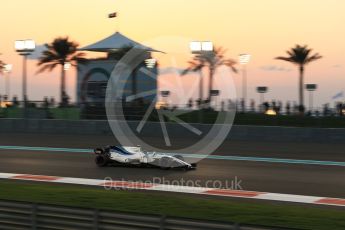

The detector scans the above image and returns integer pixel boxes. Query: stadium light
[189,41,213,108]
[145,59,156,69]
[190,41,202,52]
[15,40,35,53]
[190,41,213,53]
[15,39,35,107]
[3,64,12,98]
[201,41,213,51]
[64,62,71,71]
[257,86,268,112]
[4,64,12,73]
[305,84,317,111]
[239,53,251,112]
[239,53,251,65]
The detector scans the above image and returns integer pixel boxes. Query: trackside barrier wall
[1,118,345,142]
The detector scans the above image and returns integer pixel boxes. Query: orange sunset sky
[0,0,344,107]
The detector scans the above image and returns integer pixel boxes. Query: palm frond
[184,46,237,74]
[37,36,86,72]
[0,60,5,74]
[306,53,322,64]
[275,56,295,62]
[36,62,59,74]
[181,68,191,75]
[276,44,322,66]
[224,59,238,73]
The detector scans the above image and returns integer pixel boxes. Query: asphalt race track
[0,133,344,198]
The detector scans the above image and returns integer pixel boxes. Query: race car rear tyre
[174,155,184,161]
[159,157,172,169]
[95,155,108,167]
[94,148,104,155]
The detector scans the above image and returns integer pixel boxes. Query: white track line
[0,172,344,207]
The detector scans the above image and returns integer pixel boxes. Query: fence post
[160,215,166,230]
[31,203,37,230]
[93,209,99,230]
[234,222,240,230]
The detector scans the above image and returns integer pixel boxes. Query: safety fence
[1,100,341,120]
[0,199,298,230]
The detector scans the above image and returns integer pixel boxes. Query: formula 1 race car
[93,145,196,170]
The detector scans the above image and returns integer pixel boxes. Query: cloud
[260,65,292,72]
[27,44,47,60]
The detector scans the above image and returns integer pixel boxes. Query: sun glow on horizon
[0,0,344,107]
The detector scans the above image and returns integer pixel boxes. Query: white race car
[93,145,197,170]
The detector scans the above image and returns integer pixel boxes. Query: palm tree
[0,60,5,74]
[37,37,87,105]
[182,47,237,107]
[275,44,322,111]
[181,58,205,108]
[0,60,6,102]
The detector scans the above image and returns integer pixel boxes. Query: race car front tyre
[95,155,108,167]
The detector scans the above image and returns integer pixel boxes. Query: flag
[332,91,344,100]
[108,12,117,18]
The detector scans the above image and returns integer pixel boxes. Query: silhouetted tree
[37,37,87,105]
[0,60,5,74]
[181,57,205,108]
[275,45,322,112]
[182,47,237,106]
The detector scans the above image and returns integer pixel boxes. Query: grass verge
[0,180,344,229]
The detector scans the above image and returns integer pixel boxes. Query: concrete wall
[1,118,345,143]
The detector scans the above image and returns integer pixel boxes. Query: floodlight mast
[239,53,251,112]
[15,39,35,106]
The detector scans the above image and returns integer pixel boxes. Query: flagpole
[117,12,120,32]
[108,12,119,31]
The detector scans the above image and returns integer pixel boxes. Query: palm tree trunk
[299,65,304,109]
[208,67,214,105]
[61,65,66,104]
[199,70,203,108]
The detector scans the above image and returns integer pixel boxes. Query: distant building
[77,32,159,106]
